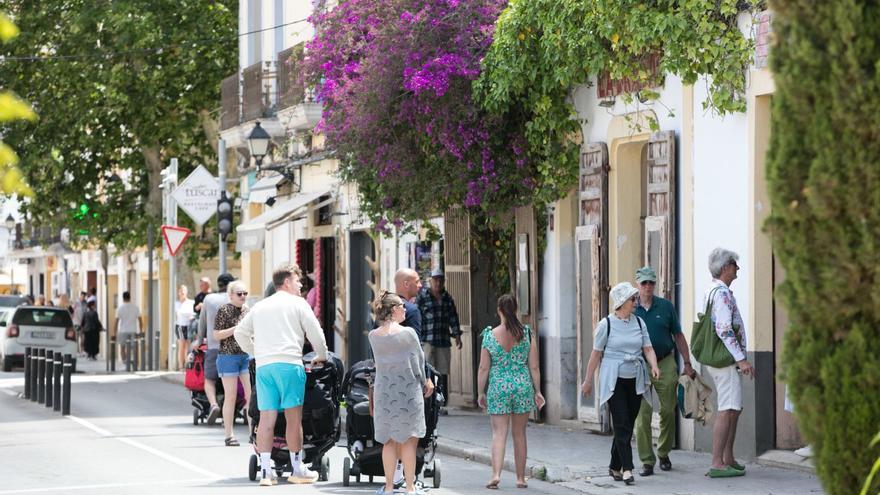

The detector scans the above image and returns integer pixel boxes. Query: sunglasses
[629,296,638,302]
[235,291,248,297]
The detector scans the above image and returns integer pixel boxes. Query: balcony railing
[242,61,276,122]
[220,73,240,131]
[277,44,316,109]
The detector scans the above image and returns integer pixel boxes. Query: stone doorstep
[756,449,816,475]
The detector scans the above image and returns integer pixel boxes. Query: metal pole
[37,348,45,404]
[147,224,154,371]
[140,334,146,371]
[110,335,116,372]
[166,158,178,372]
[218,139,227,274]
[62,354,72,416]
[45,350,53,408]
[102,246,110,372]
[23,347,31,400]
[125,335,132,372]
[29,348,38,402]
[53,353,62,412]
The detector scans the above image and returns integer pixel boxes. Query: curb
[160,371,185,386]
[436,438,553,481]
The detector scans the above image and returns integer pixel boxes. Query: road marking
[66,415,223,480]
[0,478,213,494]
[1,388,17,396]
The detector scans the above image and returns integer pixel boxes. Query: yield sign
[161,225,191,256]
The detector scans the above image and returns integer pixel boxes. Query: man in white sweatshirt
[234,263,328,486]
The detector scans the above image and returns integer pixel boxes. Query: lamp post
[247,121,271,169]
[4,214,15,295]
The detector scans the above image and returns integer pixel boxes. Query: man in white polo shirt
[115,291,141,363]
[235,263,328,486]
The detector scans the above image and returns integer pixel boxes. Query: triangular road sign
[161,225,191,257]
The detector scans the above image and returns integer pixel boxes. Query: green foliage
[0,0,237,256]
[766,1,880,493]
[476,0,755,201]
[0,11,35,197]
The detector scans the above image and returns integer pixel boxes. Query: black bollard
[45,350,54,408]
[37,348,45,404]
[152,331,159,371]
[125,335,132,372]
[29,348,39,402]
[110,335,116,372]
[53,353,62,412]
[23,347,31,400]
[61,354,72,416]
[139,335,146,372]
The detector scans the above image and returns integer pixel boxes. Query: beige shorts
[422,343,451,375]
[706,364,743,411]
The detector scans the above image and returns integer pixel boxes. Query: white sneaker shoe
[259,472,278,486]
[393,463,404,487]
[794,445,813,457]
[288,465,319,484]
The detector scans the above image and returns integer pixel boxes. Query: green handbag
[690,287,737,368]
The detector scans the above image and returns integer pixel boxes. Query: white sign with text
[172,165,219,226]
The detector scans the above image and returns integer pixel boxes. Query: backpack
[690,287,737,368]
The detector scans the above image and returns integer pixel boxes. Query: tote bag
[690,287,736,368]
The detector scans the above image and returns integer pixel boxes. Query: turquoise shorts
[256,363,306,411]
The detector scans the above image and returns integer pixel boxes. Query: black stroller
[247,351,344,483]
[187,345,247,426]
[341,359,443,488]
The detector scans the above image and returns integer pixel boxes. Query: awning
[236,187,332,252]
[247,173,284,204]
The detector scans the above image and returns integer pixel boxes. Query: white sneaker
[393,463,404,487]
[288,465,319,484]
[259,472,278,486]
[794,445,813,457]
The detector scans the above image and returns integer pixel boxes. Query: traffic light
[217,191,233,240]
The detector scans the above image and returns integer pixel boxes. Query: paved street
[0,370,576,495]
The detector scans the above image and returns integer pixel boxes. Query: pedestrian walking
[196,273,234,425]
[234,263,328,486]
[703,248,754,478]
[581,282,661,486]
[368,291,434,495]
[477,294,545,490]
[213,280,251,446]
[82,300,103,360]
[115,291,142,363]
[193,277,210,317]
[72,291,87,356]
[633,266,696,476]
[175,285,195,371]
[416,269,461,412]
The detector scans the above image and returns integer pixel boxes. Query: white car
[0,306,77,372]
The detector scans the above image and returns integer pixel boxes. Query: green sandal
[730,462,746,471]
[707,466,745,478]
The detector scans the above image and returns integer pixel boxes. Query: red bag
[184,349,205,392]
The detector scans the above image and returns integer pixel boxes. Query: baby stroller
[185,344,247,426]
[247,351,344,483]
[340,359,443,488]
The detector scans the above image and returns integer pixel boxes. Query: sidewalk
[435,409,825,495]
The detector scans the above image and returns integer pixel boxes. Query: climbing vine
[476,0,757,202]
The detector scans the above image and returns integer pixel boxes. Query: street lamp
[4,214,13,231]
[247,121,271,169]
[3,214,16,295]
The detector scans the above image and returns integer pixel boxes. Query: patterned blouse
[706,279,747,362]
[215,303,248,355]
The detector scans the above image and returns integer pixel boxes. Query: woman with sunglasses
[581,281,661,485]
[213,280,252,446]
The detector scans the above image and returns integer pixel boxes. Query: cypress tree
[766,1,880,493]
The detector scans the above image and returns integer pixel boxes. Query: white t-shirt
[175,298,195,326]
[116,302,141,334]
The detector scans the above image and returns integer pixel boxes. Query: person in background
[477,294,544,489]
[196,273,234,426]
[86,287,97,305]
[72,291,87,356]
[213,280,251,446]
[633,266,696,476]
[115,291,142,364]
[416,268,461,414]
[305,272,319,315]
[582,282,661,486]
[35,294,46,306]
[82,300,102,360]
[175,285,195,371]
[235,264,328,486]
[193,276,210,318]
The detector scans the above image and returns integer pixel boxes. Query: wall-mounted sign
[172,165,219,226]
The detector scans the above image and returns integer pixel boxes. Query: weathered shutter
[576,143,610,430]
[515,206,541,421]
[644,131,676,302]
[444,208,475,406]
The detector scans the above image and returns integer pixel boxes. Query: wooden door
[576,143,610,431]
[515,206,541,420]
[444,208,475,407]
[773,255,803,448]
[644,131,676,302]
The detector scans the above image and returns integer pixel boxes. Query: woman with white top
[174,285,195,371]
[581,282,661,485]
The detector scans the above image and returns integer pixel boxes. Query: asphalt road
[0,371,577,494]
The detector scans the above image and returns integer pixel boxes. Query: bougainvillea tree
[305,0,541,231]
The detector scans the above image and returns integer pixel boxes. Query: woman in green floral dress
[477,294,546,489]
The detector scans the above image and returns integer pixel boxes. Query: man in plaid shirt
[417,269,461,408]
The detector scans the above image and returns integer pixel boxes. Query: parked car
[0,306,77,372]
[0,295,28,309]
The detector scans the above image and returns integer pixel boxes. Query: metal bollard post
[23,347,31,400]
[29,348,39,402]
[110,336,117,372]
[139,335,146,372]
[37,348,46,404]
[45,350,54,409]
[153,331,160,371]
[61,354,72,416]
[133,336,139,371]
[53,353,62,412]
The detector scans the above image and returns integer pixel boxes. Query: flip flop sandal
[486,479,500,489]
[225,436,240,446]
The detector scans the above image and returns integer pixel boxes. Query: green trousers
[636,353,678,465]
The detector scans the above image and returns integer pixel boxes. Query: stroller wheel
[320,456,330,482]
[248,454,258,481]
[192,409,199,426]
[432,459,441,488]
[369,475,373,483]
[342,457,351,487]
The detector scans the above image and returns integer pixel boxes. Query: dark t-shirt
[634,296,681,360]
[403,301,422,337]
[193,291,208,316]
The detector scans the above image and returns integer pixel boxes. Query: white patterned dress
[369,326,427,443]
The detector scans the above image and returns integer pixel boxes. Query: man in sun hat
[633,266,695,476]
